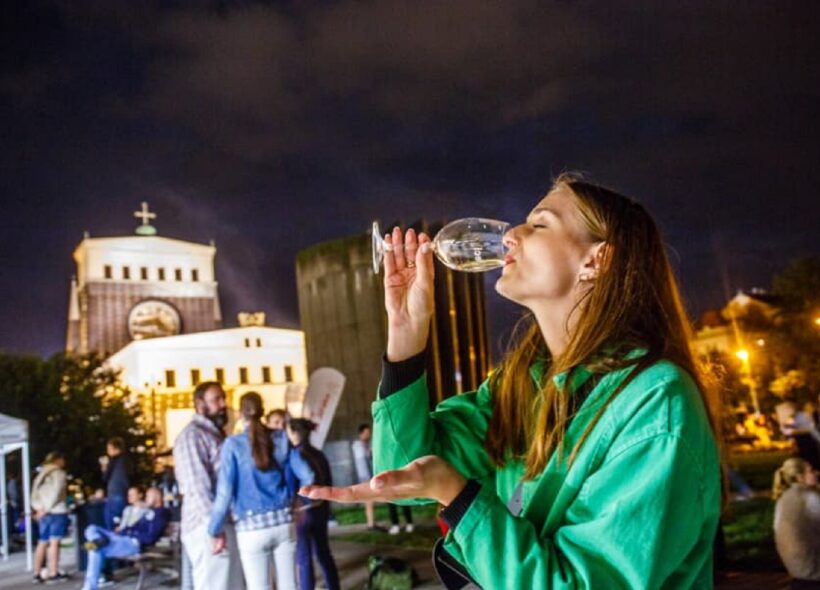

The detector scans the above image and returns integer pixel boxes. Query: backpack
[367,554,417,590]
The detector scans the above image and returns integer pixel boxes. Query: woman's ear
[578,242,611,282]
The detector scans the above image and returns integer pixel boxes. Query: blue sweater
[122,507,169,548]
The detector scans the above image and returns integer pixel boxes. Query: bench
[123,521,181,590]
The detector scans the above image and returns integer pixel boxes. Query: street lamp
[735,348,760,416]
[144,378,162,432]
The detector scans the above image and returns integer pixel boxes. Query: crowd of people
[12,175,819,589]
[152,382,348,590]
[19,377,417,589]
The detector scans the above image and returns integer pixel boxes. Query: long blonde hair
[486,173,721,479]
[773,458,811,500]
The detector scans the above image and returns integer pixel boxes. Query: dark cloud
[0,0,818,356]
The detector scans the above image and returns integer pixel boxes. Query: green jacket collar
[529,347,649,393]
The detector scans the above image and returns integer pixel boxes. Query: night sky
[1,1,818,358]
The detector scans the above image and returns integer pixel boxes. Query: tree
[0,352,156,492]
[769,256,820,399]
[772,256,820,313]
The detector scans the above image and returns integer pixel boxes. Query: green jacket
[372,357,721,589]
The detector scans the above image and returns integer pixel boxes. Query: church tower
[66,203,222,356]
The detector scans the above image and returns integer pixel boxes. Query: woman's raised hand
[384,227,435,361]
[300,455,467,507]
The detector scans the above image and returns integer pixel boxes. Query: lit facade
[108,326,307,447]
[66,234,221,356]
[65,204,307,450]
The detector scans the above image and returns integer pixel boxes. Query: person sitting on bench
[82,487,170,590]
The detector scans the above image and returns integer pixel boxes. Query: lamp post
[736,348,761,416]
[144,378,161,434]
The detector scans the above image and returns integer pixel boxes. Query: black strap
[432,538,482,590]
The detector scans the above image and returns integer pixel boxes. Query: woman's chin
[494,276,518,303]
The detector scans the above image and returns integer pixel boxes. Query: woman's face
[496,185,600,308]
[804,465,818,487]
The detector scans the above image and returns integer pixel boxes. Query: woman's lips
[504,255,516,265]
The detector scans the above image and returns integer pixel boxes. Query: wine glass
[371,218,510,274]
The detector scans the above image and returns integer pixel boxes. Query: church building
[66,203,221,356]
[66,203,307,448]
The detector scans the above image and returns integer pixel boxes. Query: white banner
[302,368,345,449]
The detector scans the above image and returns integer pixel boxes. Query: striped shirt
[173,414,225,533]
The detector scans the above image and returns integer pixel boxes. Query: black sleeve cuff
[378,349,427,399]
[440,479,481,531]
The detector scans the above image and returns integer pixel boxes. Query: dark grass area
[722,497,782,571]
[730,448,793,491]
[333,503,441,550]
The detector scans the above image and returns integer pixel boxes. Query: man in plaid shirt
[174,381,243,589]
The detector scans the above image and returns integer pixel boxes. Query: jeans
[181,523,244,590]
[296,507,339,590]
[388,504,413,526]
[236,523,296,590]
[38,514,69,540]
[82,525,140,590]
[104,495,127,530]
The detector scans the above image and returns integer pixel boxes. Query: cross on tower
[134,202,157,226]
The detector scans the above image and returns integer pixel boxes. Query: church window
[244,338,250,348]
[192,269,199,282]
[256,338,262,347]
[262,367,271,383]
[140,267,148,280]
[239,367,249,384]
[165,370,176,388]
[122,266,131,280]
[215,368,225,384]
[158,268,166,281]
[284,365,294,383]
[190,369,200,386]
[104,265,112,279]
[175,268,182,281]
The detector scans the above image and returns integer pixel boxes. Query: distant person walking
[287,418,340,590]
[773,458,820,589]
[31,451,70,584]
[208,392,315,590]
[174,381,244,590]
[350,424,376,529]
[100,437,133,530]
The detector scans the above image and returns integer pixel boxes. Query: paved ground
[0,527,791,589]
[0,524,441,590]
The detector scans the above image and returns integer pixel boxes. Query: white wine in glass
[372,218,510,274]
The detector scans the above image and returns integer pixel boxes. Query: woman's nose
[502,225,523,249]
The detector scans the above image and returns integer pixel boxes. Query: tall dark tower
[295,224,490,442]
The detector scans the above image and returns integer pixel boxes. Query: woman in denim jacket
[208,392,314,590]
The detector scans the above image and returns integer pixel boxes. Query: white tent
[0,413,33,571]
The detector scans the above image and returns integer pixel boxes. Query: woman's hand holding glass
[300,455,467,507]
[384,227,436,362]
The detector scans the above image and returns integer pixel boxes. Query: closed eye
[531,224,547,229]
